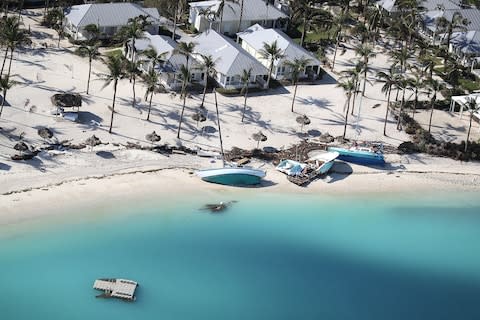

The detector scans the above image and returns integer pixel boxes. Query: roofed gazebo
[51,93,82,121]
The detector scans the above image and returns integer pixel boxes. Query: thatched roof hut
[51,93,82,108]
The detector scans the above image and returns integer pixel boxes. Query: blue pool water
[1,193,480,320]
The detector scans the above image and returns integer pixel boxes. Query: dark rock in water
[201,201,237,213]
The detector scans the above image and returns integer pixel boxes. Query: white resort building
[191,30,269,89]
[64,3,161,40]
[188,0,288,35]
[237,24,322,81]
[125,32,205,90]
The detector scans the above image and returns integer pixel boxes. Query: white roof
[237,24,321,66]
[134,33,202,72]
[65,3,160,28]
[189,0,287,22]
[191,30,268,76]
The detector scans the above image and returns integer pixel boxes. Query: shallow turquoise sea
[1,192,480,320]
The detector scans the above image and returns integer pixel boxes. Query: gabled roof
[237,24,321,66]
[65,3,160,28]
[191,30,268,76]
[450,30,480,55]
[377,0,461,13]
[133,33,202,72]
[423,8,480,33]
[189,0,287,22]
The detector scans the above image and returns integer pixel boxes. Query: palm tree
[355,44,376,96]
[389,47,412,74]
[436,12,469,65]
[395,75,412,130]
[285,57,311,113]
[331,12,349,70]
[290,0,330,47]
[177,64,191,139]
[0,75,15,118]
[464,97,480,152]
[259,40,284,89]
[408,66,424,120]
[175,41,196,70]
[199,54,217,107]
[376,68,398,136]
[144,68,158,121]
[125,59,142,108]
[83,23,100,43]
[1,16,30,78]
[341,60,363,116]
[240,67,252,122]
[237,0,245,33]
[100,55,126,134]
[425,78,444,133]
[77,43,100,94]
[141,46,167,72]
[337,79,356,139]
[216,0,237,34]
[119,15,149,63]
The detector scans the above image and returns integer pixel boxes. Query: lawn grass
[459,78,480,92]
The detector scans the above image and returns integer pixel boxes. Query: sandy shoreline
[1,147,479,227]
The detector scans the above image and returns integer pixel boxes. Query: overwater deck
[93,278,138,301]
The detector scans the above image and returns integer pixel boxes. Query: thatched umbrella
[85,135,101,148]
[145,131,161,145]
[252,131,267,149]
[37,127,53,140]
[191,111,207,128]
[296,114,311,133]
[14,142,29,153]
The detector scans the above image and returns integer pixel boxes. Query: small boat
[196,89,266,186]
[276,151,339,186]
[327,146,385,166]
[196,166,266,186]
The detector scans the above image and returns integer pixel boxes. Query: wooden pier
[93,278,138,301]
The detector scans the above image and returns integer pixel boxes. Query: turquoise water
[1,193,480,320]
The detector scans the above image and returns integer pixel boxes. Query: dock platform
[93,278,138,301]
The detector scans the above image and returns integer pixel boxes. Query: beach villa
[237,24,322,81]
[188,0,288,35]
[190,30,269,89]
[125,32,205,90]
[64,3,161,41]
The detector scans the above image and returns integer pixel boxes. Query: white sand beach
[1,10,480,224]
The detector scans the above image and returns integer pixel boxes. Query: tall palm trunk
[86,57,92,94]
[397,87,406,130]
[412,87,418,119]
[331,33,340,70]
[465,114,473,152]
[0,48,9,76]
[266,60,274,88]
[343,94,351,139]
[351,79,359,116]
[241,85,248,122]
[177,93,187,138]
[428,94,436,133]
[132,75,136,108]
[0,88,7,117]
[383,89,391,136]
[172,1,178,40]
[147,90,154,121]
[6,48,14,79]
[109,79,118,134]
[237,0,244,33]
[200,76,208,107]
[362,64,368,96]
[291,81,298,112]
[300,15,307,47]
